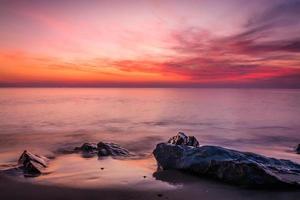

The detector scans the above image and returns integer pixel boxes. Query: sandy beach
[1,168,300,200]
[1,143,300,200]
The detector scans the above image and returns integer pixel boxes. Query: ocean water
[0,88,300,160]
[1,88,300,191]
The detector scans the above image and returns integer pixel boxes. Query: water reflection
[21,154,178,190]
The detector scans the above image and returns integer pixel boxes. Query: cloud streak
[0,0,300,87]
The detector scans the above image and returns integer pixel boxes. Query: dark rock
[186,136,199,147]
[75,142,130,157]
[167,132,199,147]
[74,143,98,154]
[296,144,300,154]
[97,142,130,156]
[18,150,49,175]
[153,134,300,188]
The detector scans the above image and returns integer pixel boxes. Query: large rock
[153,135,300,188]
[168,132,199,147]
[75,142,130,157]
[18,150,49,175]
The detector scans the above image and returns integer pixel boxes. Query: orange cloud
[0,51,186,86]
[1,1,300,87]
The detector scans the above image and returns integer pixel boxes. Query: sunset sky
[0,0,300,87]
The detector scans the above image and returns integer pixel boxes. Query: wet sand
[1,170,300,200]
[1,130,300,200]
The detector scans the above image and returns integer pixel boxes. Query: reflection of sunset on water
[30,155,177,189]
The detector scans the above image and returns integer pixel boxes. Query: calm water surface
[0,88,300,156]
[0,88,300,190]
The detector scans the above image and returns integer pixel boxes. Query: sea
[0,88,300,190]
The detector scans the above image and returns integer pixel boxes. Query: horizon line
[1,86,300,89]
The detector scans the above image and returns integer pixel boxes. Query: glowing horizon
[1,0,300,88]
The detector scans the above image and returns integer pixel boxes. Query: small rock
[100,167,104,170]
[74,143,98,154]
[75,141,130,157]
[143,176,147,178]
[97,142,130,156]
[186,136,199,147]
[18,150,49,175]
[157,194,163,197]
[98,148,109,156]
[168,132,199,147]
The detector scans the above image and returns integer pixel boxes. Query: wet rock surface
[1,151,50,177]
[154,133,300,188]
[1,150,50,176]
[75,142,130,157]
[168,132,199,147]
[97,142,130,156]
[18,150,49,175]
[75,143,98,154]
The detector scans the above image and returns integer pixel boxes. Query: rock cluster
[75,141,130,157]
[168,132,199,147]
[153,132,300,188]
[2,141,129,177]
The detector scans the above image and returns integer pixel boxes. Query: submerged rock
[168,132,199,147]
[296,144,300,154]
[153,134,300,188]
[18,150,49,175]
[75,142,130,157]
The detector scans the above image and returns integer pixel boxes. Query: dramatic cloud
[0,0,300,87]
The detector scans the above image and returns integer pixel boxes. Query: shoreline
[1,136,300,200]
[2,170,300,200]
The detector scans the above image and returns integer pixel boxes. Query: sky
[0,0,300,87]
